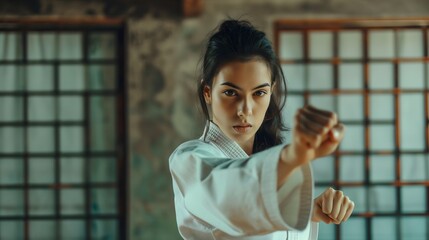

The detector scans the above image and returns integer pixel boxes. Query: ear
[203,85,212,104]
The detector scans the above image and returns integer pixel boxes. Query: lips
[233,124,252,133]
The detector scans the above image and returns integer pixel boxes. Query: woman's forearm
[277,144,302,189]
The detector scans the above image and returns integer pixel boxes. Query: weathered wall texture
[1,0,429,239]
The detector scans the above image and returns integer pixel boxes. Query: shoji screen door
[0,19,127,240]
[275,18,429,240]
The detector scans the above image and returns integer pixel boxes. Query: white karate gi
[169,121,318,239]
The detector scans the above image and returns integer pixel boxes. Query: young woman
[169,19,355,240]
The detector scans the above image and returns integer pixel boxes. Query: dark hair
[198,19,288,153]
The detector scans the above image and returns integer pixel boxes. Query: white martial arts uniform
[169,121,318,240]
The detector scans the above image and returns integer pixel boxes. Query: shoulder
[169,139,226,176]
[169,139,220,163]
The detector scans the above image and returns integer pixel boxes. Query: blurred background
[0,0,428,239]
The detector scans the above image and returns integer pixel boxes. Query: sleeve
[285,222,319,240]
[169,140,314,237]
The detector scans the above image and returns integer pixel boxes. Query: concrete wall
[1,0,429,239]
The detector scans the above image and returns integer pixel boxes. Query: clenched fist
[312,188,355,224]
[288,105,345,166]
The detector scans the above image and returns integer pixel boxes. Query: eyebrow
[220,82,271,90]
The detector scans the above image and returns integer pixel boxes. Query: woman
[169,19,354,240]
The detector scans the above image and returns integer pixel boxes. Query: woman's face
[204,59,272,149]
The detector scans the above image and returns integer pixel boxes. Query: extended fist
[291,105,345,163]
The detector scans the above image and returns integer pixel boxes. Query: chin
[231,132,253,142]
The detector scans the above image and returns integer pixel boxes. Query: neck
[237,137,255,155]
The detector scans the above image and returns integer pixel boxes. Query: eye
[223,89,237,97]
[254,90,268,97]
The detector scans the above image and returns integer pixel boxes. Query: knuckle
[329,117,336,127]
[321,126,329,134]
[335,190,344,198]
[325,187,335,196]
[327,112,337,124]
[332,113,338,123]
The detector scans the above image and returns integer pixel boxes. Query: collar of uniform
[200,121,248,158]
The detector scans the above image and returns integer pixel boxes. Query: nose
[237,96,253,120]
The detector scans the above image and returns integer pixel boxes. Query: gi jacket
[169,121,318,240]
